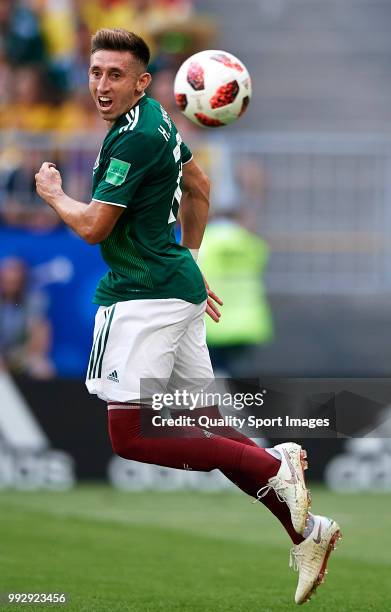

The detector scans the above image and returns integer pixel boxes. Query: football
[173,49,252,128]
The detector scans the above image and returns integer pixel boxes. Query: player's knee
[110,440,126,458]
[108,408,143,459]
[110,435,141,460]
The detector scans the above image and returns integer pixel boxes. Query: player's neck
[105,93,146,129]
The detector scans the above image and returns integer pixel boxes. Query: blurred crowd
[0,0,215,229]
[0,0,213,132]
[0,256,55,379]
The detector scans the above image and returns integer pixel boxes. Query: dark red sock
[262,490,305,545]
[108,407,266,474]
[190,405,258,448]
[220,469,304,545]
[108,407,304,544]
[108,406,277,481]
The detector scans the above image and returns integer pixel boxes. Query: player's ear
[136,72,152,94]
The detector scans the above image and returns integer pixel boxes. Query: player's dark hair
[91,28,150,70]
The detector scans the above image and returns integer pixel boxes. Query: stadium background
[0,2,390,610]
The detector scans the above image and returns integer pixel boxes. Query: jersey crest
[105,158,131,186]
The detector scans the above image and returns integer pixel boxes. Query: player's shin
[107,404,306,545]
[108,405,277,480]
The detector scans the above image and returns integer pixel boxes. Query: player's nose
[97,74,111,95]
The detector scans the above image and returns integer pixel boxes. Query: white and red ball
[173,49,252,128]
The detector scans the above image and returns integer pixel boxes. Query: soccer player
[35,28,341,604]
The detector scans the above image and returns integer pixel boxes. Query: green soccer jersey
[91,94,207,306]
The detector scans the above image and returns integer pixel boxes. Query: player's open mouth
[98,96,113,110]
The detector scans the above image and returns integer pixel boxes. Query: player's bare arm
[180,158,210,248]
[35,162,123,244]
[181,159,223,322]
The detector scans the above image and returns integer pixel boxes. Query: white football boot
[256,442,311,534]
[290,514,342,605]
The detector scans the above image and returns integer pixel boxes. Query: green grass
[0,485,390,611]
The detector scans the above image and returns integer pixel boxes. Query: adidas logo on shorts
[107,370,119,382]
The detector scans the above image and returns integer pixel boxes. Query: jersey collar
[111,95,147,133]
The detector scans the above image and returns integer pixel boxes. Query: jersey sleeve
[92,132,155,208]
[180,139,193,165]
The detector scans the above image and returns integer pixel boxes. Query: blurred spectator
[76,0,194,56]
[0,41,12,106]
[236,158,270,216]
[199,211,274,377]
[0,256,56,379]
[0,65,57,131]
[77,0,138,34]
[65,21,93,93]
[38,0,76,65]
[0,0,46,65]
[0,0,213,136]
[0,144,61,229]
[147,0,215,69]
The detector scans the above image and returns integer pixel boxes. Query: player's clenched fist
[35,162,63,206]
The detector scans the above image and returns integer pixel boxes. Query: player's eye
[111,73,121,79]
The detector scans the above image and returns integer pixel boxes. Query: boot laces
[254,476,287,504]
[289,547,304,572]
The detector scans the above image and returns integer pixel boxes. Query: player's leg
[166,300,258,446]
[108,405,310,542]
[163,300,311,539]
[108,404,341,602]
[94,299,340,600]
[170,302,343,601]
[108,403,280,485]
[86,299,309,542]
[85,297,267,477]
[109,404,342,602]
[108,404,308,544]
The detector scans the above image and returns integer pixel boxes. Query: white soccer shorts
[85,298,215,404]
